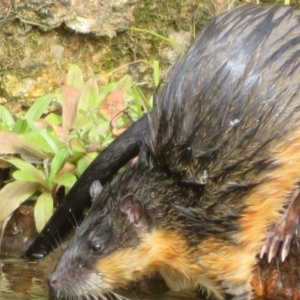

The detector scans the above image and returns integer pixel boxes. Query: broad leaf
[12,119,29,134]
[0,132,20,154]
[0,105,14,128]
[68,138,86,153]
[34,193,53,233]
[61,85,81,130]
[24,94,52,122]
[116,74,132,91]
[35,129,61,154]
[19,132,54,155]
[98,82,117,105]
[78,78,99,112]
[0,181,38,222]
[8,158,48,188]
[85,152,98,162]
[77,157,90,176]
[67,64,84,90]
[100,89,125,121]
[0,126,47,161]
[54,173,77,188]
[49,148,69,181]
[56,162,76,177]
[44,113,62,125]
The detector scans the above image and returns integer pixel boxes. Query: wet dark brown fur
[48,4,300,300]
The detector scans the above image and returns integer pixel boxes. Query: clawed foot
[260,189,300,263]
[260,221,295,263]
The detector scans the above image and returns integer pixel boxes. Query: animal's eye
[91,243,103,252]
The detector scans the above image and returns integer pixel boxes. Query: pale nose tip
[47,274,58,289]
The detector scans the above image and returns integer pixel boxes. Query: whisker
[97,293,107,300]
[112,291,132,300]
[67,205,80,229]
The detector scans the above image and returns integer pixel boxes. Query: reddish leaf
[0,132,46,162]
[52,124,67,138]
[112,126,126,137]
[61,85,81,131]
[0,132,20,154]
[57,162,76,176]
[101,89,125,121]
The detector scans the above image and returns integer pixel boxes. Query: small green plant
[129,28,183,54]
[0,63,154,232]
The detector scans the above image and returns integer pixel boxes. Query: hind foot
[260,189,300,262]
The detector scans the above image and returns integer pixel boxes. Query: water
[0,256,50,300]
[0,255,200,300]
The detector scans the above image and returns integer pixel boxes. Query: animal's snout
[47,274,58,290]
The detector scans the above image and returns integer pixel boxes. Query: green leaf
[78,122,93,138]
[6,158,48,188]
[12,119,29,134]
[129,27,183,53]
[0,181,38,222]
[68,138,86,153]
[67,64,84,90]
[44,113,62,125]
[77,157,90,176]
[153,60,160,87]
[49,148,69,181]
[34,193,53,233]
[24,94,53,122]
[34,128,61,154]
[88,128,98,141]
[96,121,110,137]
[13,170,38,182]
[55,88,63,105]
[8,158,49,189]
[85,152,98,161]
[101,134,114,149]
[13,170,49,189]
[132,84,152,112]
[54,173,77,188]
[19,131,54,154]
[8,157,38,172]
[78,78,99,111]
[116,75,132,91]
[0,105,14,129]
[130,88,143,117]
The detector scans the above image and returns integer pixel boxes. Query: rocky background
[0,0,255,112]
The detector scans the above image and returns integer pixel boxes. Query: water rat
[48,4,300,300]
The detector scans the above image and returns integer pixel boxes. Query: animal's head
[47,166,177,299]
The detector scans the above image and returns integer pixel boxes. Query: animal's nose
[47,274,58,289]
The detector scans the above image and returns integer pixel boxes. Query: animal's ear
[120,194,146,227]
[90,180,103,203]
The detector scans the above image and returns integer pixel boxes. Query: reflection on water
[0,255,200,300]
[0,253,272,300]
[0,256,50,300]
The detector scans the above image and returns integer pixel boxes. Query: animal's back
[143,3,300,227]
[147,4,300,184]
